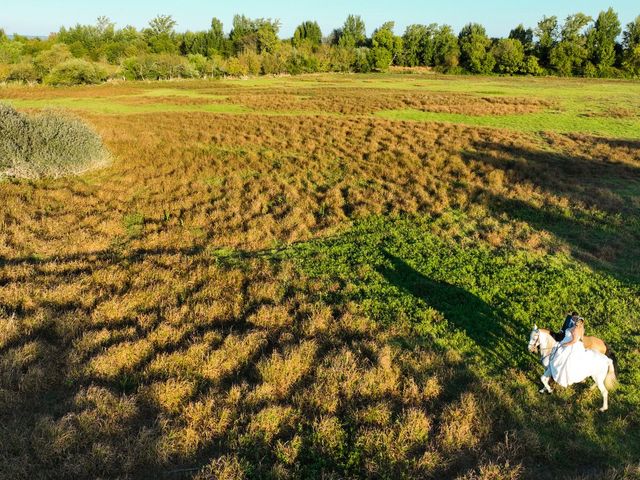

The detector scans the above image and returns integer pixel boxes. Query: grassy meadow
[1,73,639,479]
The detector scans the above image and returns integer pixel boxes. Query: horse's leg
[595,375,608,412]
[540,370,553,394]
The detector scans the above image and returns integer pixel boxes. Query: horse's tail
[603,341,618,372]
[604,358,618,391]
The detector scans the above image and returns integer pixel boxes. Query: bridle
[529,329,556,365]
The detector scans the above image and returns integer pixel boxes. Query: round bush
[0,104,110,179]
[45,59,108,86]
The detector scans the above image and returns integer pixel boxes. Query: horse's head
[528,325,540,353]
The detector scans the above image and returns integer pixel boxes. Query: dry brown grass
[1,79,639,479]
[7,109,626,257]
[225,88,553,115]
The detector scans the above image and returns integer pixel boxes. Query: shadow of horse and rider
[376,249,526,370]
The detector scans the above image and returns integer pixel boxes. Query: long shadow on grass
[377,249,523,370]
[464,138,640,284]
[489,195,640,283]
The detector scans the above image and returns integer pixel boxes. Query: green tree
[338,15,366,48]
[458,23,495,73]
[550,13,592,76]
[179,18,227,58]
[256,21,280,54]
[0,28,8,43]
[586,8,620,74]
[433,25,460,70]
[402,24,437,66]
[622,16,640,75]
[230,15,280,54]
[230,15,256,53]
[535,16,559,68]
[624,15,640,50]
[148,15,176,37]
[58,18,114,60]
[145,15,178,53]
[509,24,534,54]
[292,21,322,49]
[492,38,525,74]
[210,18,225,51]
[371,22,402,66]
[370,46,393,71]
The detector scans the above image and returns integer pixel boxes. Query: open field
[1,74,640,479]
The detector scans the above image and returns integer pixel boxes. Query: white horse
[527,325,617,411]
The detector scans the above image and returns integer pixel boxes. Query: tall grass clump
[0,104,109,179]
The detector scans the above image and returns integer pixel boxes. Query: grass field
[1,73,639,479]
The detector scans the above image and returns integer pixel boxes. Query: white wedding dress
[549,329,600,387]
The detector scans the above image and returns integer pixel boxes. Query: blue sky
[2,1,638,38]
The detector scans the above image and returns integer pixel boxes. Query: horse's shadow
[376,249,526,370]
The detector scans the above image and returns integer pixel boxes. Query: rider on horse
[554,311,580,342]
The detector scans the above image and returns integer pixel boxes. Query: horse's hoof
[599,407,608,412]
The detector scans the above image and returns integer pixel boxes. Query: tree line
[1,9,639,85]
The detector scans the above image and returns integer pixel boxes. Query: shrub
[226,57,248,77]
[353,47,373,73]
[34,43,73,77]
[285,50,320,75]
[121,55,154,80]
[0,41,24,64]
[147,54,197,79]
[0,63,9,81]
[237,51,261,76]
[330,46,356,72]
[370,46,393,72]
[120,54,198,80]
[186,53,227,78]
[583,61,598,78]
[45,59,108,85]
[7,62,40,83]
[187,53,208,76]
[521,55,544,75]
[262,52,287,75]
[0,104,110,179]
[206,55,228,77]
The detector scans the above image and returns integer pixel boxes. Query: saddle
[551,331,607,355]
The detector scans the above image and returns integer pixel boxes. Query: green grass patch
[123,212,145,238]
[376,108,640,139]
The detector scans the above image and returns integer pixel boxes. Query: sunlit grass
[376,107,640,139]
[137,88,228,99]
[4,97,250,114]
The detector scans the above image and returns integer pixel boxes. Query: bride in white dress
[549,318,600,387]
